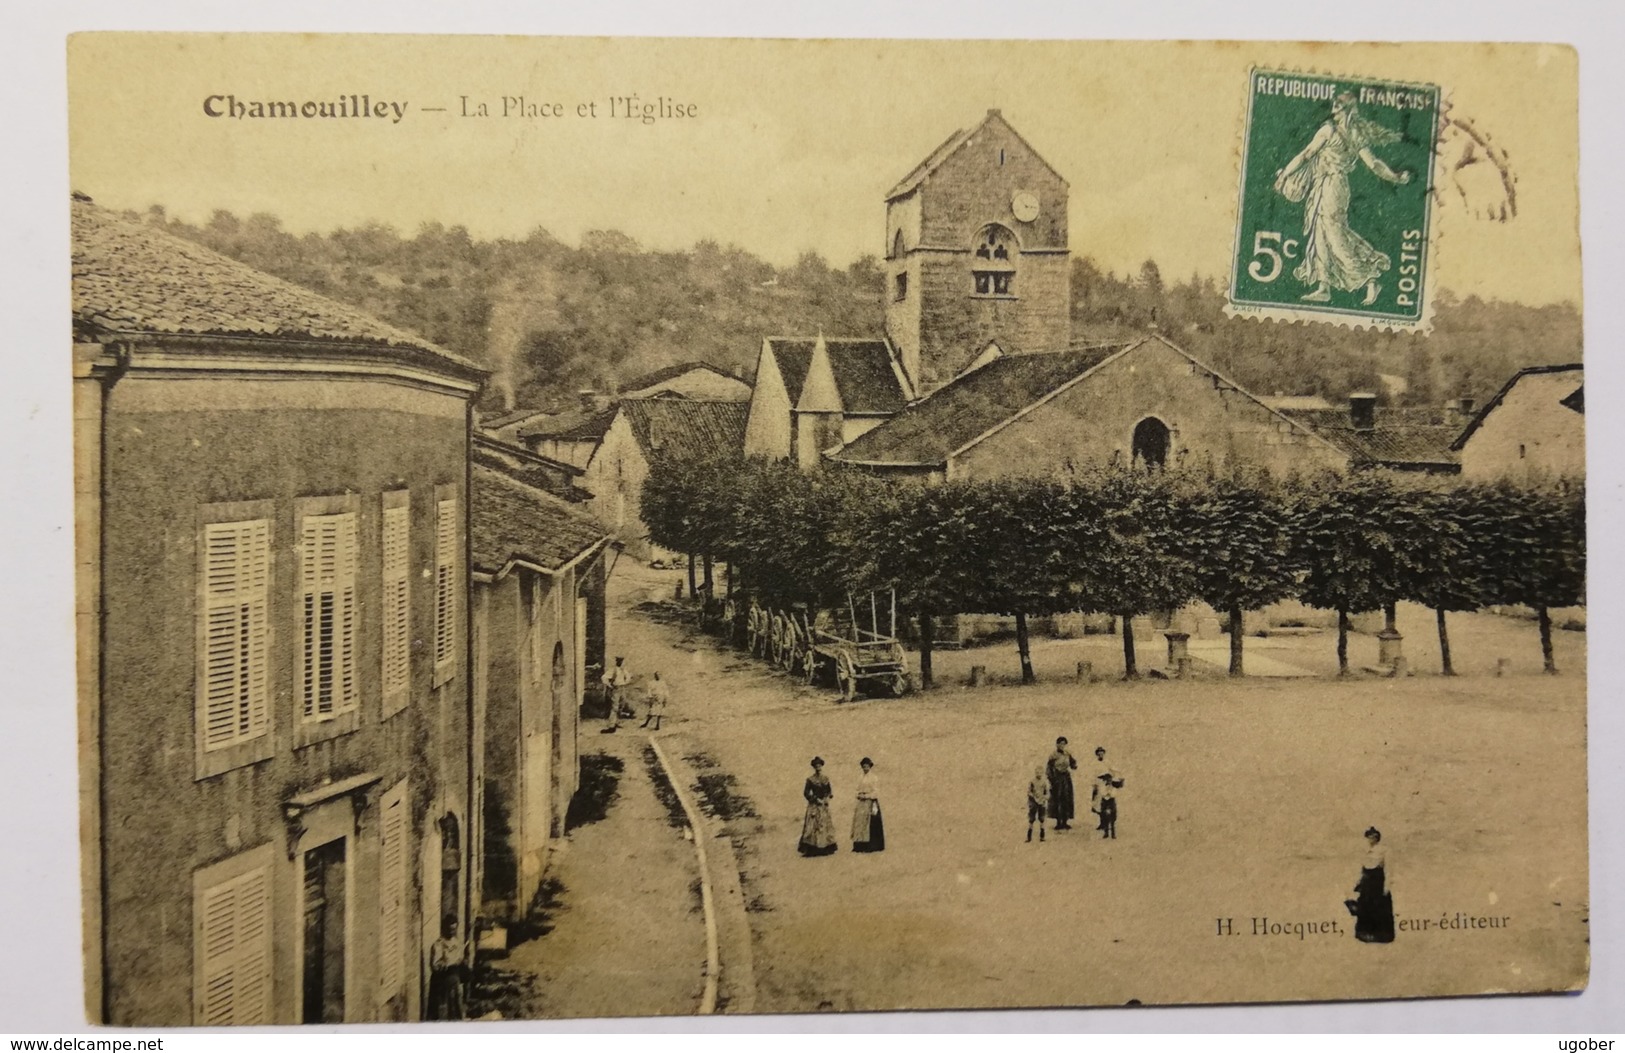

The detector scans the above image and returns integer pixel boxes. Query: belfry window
[971,224,1017,296]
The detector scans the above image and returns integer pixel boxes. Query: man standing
[1092,746,1123,839]
[1047,737,1078,831]
[600,655,632,733]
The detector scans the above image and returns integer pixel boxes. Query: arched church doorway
[1132,417,1171,468]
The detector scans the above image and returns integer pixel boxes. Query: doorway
[1132,417,1171,468]
[301,839,347,1024]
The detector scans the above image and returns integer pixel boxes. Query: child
[1027,764,1050,843]
[640,671,670,731]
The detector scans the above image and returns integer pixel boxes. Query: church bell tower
[882,109,1072,393]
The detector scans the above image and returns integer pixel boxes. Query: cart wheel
[837,652,857,701]
[802,649,818,684]
[890,673,909,696]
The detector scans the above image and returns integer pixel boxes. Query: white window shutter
[377,783,407,1001]
[382,505,411,705]
[434,499,457,669]
[197,865,272,1025]
[202,521,270,752]
[300,512,359,721]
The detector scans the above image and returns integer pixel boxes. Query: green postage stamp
[1229,69,1441,329]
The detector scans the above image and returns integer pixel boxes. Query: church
[746,108,1457,478]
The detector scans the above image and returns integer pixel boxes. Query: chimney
[1349,392,1377,432]
[577,389,599,414]
[1457,396,1476,416]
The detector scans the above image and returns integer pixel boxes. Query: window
[893,272,908,301]
[299,512,359,723]
[377,781,408,1004]
[433,492,459,683]
[194,847,274,1026]
[890,229,905,260]
[197,512,273,778]
[381,494,411,716]
[971,224,1017,297]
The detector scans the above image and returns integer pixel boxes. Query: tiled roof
[824,340,908,414]
[472,435,589,503]
[623,360,744,391]
[482,407,553,430]
[471,463,609,575]
[520,405,620,442]
[1284,408,1461,468]
[764,339,816,404]
[884,110,1068,201]
[1451,363,1585,450]
[619,398,749,461]
[765,337,907,413]
[70,198,481,373]
[830,345,1131,466]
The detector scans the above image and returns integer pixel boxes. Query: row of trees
[642,456,1585,688]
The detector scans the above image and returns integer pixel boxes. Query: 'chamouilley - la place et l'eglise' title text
[202,93,701,125]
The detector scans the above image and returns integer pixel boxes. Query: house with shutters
[1452,363,1585,480]
[73,196,487,1026]
[741,334,914,469]
[470,463,612,924]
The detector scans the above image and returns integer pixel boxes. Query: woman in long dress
[1047,738,1078,831]
[797,756,838,856]
[1274,92,1412,305]
[1351,826,1396,943]
[850,757,885,853]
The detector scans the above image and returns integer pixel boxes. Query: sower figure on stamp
[600,655,632,733]
[1091,746,1123,839]
[1047,737,1079,831]
[1274,92,1411,306]
[1026,765,1050,843]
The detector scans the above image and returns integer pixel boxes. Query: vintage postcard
[66,34,1585,1026]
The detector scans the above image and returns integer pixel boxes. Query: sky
[67,35,1581,305]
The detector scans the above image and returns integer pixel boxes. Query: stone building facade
[74,198,487,1025]
[883,109,1071,393]
[1453,363,1585,481]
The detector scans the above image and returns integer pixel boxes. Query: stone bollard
[970,664,987,687]
[1496,658,1511,678]
[1076,661,1094,683]
[1390,655,1409,679]
[1377,629,1404,669]
[674,582,684,601]
[1176,656,1192,679]
[1164,631,1190,668]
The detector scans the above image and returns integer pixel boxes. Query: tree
[1290,472,1427,675]
[1174,468,1300,676]
[1405,482,1492,676]
[1475,478,1586,674]
[963,480,1074,683]
[1067,467,1195,679]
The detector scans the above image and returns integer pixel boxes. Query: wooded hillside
[139,205,1582,412]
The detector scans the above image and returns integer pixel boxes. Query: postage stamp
[1228,68,1442,329]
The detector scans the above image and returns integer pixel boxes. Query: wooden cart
[808,592,912,701]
